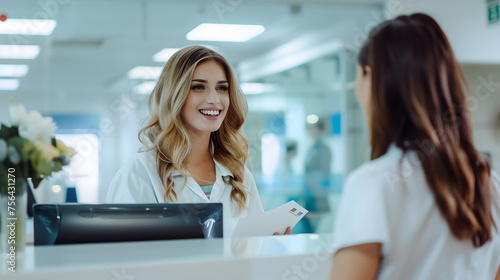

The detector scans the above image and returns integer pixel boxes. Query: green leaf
[0,124,19,139]
[52,160,63,173]
[31,176,43,189]
[29,148,41,170]
[35,157,52,176]
[6,136,30,178]
[0,162,7,194]
[7,136,29,162]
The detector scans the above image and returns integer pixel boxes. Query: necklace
[187,158,216,184]
[190,173,216,184]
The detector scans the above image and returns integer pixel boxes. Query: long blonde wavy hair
[138,46,250,212]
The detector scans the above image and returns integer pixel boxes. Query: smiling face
[181,59,230,136]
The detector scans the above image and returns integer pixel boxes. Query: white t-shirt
[333,145,500,280]
[106,149,264,238]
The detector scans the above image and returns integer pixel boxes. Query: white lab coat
[106,149,264,238]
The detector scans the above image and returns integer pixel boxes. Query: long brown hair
[358,13,494,247]
[139,46,249,212]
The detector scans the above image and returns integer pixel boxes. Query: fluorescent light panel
[0,79,19,90]
[0,45,40,59]
[0,64,29,77]
[0,19,57,35]
[133,81,156,95]
[186,24,265,42]
[306,115,319,124]
[128,66,162,80]
[153,48,180,62]
[240,83,275,95]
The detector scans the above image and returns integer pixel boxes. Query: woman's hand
[273,226,292,235]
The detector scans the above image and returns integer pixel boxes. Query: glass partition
[243,49,369,233]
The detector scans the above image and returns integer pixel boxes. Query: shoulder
[344,147,404,193]
[106,149,160,203]
[243,164,253,178]
[490,170,500,221]
[120,149,156,174]
[109,149,159,190]
[241,164,263,213]
[133,148,157,165]
[491,170,500,190]
[215,160,255,186]
[243,165,257,186]
[333,150,401,251]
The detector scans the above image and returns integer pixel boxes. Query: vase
[0,175,28,271]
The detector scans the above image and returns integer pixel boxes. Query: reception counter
[1,234,336,280]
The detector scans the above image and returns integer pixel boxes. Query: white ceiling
[0,0,384,99]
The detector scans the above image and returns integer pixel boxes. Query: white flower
[0,139,7,161]
[18,109,57,144]
[9,104,27,126]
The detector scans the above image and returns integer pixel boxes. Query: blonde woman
[107,46,290,237]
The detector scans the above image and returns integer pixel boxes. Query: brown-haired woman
[330,14,500,280]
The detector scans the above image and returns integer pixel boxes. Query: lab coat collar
[169,158,234,202]
[169,159,234,178]
[210,160,233,202]
[214,160,233,178]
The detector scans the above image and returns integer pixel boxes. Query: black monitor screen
[33,203,223,245]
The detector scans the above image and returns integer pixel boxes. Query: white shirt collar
[387,143,401,154]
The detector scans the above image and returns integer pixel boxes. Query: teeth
[200,110,220,116]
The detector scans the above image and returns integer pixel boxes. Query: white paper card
[232,200,308,238]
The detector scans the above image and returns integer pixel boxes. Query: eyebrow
[191,79,228,84]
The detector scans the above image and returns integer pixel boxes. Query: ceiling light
[240,83,275,95]
[52,185,62,193]
[0,19,57,35]
[306,115,319,124]
[0,64,28,77]
[0,45,40,59]
[0,79,19,90]
[153,48,180,62]
[186,24,265,42]
[133,81,156,95]
[128,66,162,80]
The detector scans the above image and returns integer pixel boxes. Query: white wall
[385,0,500,64]
[462,64,500,171]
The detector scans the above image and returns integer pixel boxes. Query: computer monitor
[33,203,223,245]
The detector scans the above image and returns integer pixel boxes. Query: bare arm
[330,243,381,280]
[496,264,500,280]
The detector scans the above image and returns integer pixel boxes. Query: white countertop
[1,234,336,280]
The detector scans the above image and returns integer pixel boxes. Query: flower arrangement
[0,104,75,194]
